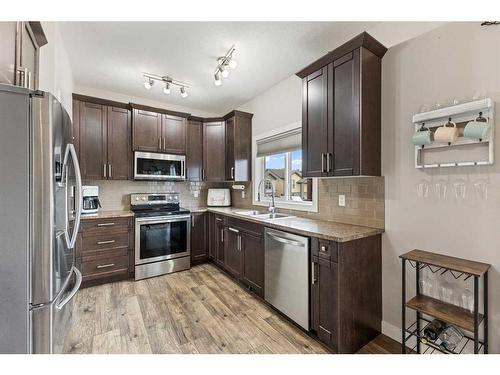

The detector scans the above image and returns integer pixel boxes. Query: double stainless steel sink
[234,210,294,221]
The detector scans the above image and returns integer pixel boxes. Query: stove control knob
[135,197,139,201]
[141,197,147,201]
[167,196,172,201]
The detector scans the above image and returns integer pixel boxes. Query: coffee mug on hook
[434,118,458,145]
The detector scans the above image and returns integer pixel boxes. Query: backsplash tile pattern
[89,176,384,230]
[231,177,385,229]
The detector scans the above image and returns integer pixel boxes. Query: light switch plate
[338,194,346,207]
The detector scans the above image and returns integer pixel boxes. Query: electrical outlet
[338,194,346,207]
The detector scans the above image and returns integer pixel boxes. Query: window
[254,127,317,212]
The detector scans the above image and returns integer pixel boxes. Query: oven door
[135,215,191,265]
[134,151,185,180]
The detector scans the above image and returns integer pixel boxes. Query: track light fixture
[180,87,188,98]
[214,45,237,86]
[144,77,154,90]
[163,82,171,95]
[142,73,190,99]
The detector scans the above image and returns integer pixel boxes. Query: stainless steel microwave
[134,151,185,180]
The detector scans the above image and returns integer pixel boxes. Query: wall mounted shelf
[412,98,494,169]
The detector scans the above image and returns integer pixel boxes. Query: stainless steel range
[131,193,191,280]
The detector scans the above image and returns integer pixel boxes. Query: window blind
[256,128,302,158]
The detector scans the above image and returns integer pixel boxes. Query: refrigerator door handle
[55,267,82,310]
[62,143,83,249]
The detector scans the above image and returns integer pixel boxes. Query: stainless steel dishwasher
[265,228,309,330]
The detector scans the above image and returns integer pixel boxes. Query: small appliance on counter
[207,188,231,207]
[82,185,101,215]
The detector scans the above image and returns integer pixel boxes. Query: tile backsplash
[89,176,384,229]
[85,180,227,211]
[232,177,385,229]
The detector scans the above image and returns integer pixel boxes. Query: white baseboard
[382,320,402,343]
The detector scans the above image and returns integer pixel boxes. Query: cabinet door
[80,102,107,180]
[224,227,241,279]
[162,114,186,154]
[72,99,80,159]
[225,117,235,181]
[0,22,17,85]
[19,22,38,90]
[107,106,131,180]
[241,231,264,297]
[132,109,161,152]
[214,217,225,265]
[302,66,329,177]
[226,115,252,182]
[186,120,203,181]
[311,256,338,350]
[203,121,225,181]
[329,50,360,176]
[190,212,207,264]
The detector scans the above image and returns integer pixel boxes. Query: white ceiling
[60,22,445,115]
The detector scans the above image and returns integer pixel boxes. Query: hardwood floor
[64,263,398,354]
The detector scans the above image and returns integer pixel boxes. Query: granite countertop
[80,210,134,220]
[205,207,384,243]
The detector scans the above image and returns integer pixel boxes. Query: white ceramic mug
[434,120,458,145]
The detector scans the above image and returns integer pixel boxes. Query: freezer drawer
[264,228,310,330]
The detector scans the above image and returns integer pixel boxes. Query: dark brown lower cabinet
[76,216,134,288]
[311,234,382,353]
[190,212,208,265]
[213,215,225,266]
[240,231,264,297]
[224,226,242,279]
[311,256,338,349]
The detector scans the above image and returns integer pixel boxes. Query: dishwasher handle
[267,233,305,247]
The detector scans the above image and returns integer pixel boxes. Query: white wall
[381,22,500,352]
[238,75,302,136]
[74,85,219,118]
[38,22,74,116]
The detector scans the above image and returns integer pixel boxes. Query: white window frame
[252,122,318,213]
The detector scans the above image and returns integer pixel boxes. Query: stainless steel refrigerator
[0,84,83,354]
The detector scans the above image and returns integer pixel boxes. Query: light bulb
[143,78,154,90]
[163,82,171,95]
[180,87,188,98]
[228,59,238,69]
[214,72,222,86]
[221,68,229,78]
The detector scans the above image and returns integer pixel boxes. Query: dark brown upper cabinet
[224,111,253,182]
[132,108,162,152]
[186,118,203,181]
[74,95,132,181]
[203,120,226,181]
[297,32,386,177]
[131,103,188,154]
[0,22,47,90]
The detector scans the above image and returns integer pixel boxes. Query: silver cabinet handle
[321,153,325,173]
[228,227,239,233]
[96,263,115,269]
[56,267,82,310]
[191,216,195,228]
[163,137,166,150]
[215,217,222,222]
[103,164,107,178]
[220,228,224,242]
[201,168,205,181]
[97,240,115,245]
[238,235,242,251]
[326,153,331,173]
[231,167,234,179]
[267,233,305,247]
[320,245,327,252]
[108,164,112,178]
[97,222,115,227]
[311,262,317,285]
[158,138,161,150]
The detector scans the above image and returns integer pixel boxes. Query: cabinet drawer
[81,231,129,252]
[311,238,338,262]
[81,217,131,233]
[226,216,264,236]
[82,255,129,277]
